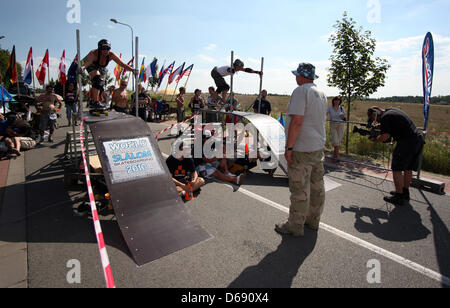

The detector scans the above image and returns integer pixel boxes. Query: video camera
[352,124,381,140]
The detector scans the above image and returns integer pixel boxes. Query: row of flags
[4,46,195,93]
[127,58,194,89]
[5,46,60,88]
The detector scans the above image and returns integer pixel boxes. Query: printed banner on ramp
[103,137,165,184]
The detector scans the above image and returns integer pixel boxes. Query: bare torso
[35,93,61,111]
[112,88,129,108]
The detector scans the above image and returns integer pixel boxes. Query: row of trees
[365,96,450,105]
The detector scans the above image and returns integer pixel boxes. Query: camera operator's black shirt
[380,108,418,141]
[166,155,196,183]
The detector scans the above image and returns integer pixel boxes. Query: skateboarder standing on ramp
[81,39,135,109]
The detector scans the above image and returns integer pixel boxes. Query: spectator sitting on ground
[166,143,205,200]
[0,116,28,156]
[195,132,244,185]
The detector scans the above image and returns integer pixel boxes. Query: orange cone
[185,183,194,201]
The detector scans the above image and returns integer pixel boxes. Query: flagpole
[183,73,191,91]
[31,51,36,97]
[0,73,5,114]
[171,79,181,102]
[47,51,51,86]
[15,59,21,97]
[257,57,264,114]
[162,79,170,102]
[135,36,139,118]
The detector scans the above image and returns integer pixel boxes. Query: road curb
[0,154,27,288]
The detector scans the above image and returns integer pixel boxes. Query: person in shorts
[368,107,425,206]
[35,85,62,143]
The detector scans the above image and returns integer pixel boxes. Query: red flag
[169,63,185,84]
[5,46,18,85]
[120,57,134,78]
[176,64,194,83]
[36,49,49,86]
[114,53,122,84]
[59,50,67,85]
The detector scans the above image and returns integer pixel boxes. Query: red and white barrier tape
[80,117,116,289]
[155,113,200,140]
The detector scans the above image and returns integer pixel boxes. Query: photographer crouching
[366,107,425,206]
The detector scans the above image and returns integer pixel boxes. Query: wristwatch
[286,147,294,151]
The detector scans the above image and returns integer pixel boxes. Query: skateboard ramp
[85,112,211,266]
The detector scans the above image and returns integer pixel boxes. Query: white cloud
[197,54,216,63]
[88,35,98,40]
[377,36,423,53]
[204,43,217,51]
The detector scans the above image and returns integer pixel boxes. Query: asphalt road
[15,116,450,288]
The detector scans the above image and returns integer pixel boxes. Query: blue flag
[1,85,13,111]
[422,32,434,130]
[278,113,285,128]
[67,56,79,84]
[150,59,158,76]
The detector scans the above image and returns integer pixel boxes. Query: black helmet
[233,59,244,68]
[98,39,111,50]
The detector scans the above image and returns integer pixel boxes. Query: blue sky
[1,0,450,97]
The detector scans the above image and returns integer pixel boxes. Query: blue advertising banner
[422,32,434,131]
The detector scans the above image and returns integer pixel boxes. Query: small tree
[328,12,390,154]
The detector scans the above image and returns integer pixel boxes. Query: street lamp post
[110,19,135,90]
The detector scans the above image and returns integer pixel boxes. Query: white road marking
[159,149,450,287]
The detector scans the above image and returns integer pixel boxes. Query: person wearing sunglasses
[82,39,136,109]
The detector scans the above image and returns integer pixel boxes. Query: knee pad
[92,75,105,93]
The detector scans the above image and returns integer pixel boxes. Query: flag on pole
[59,50,67,85]
[164,61,175,76]
[422,32,434,131]
[278,113,285,128]
[113,53,123,84]
[169,62,185,84]
[158,63,166,79]
[5,46,18,85]
[149,59,158,76]
[139,58,146,83]
[121,57,134,77]
[36,49,49,86]
[158,65,169,88]
[0,85,13,104]
[67,55,79,84]
[176,64,194,83]
[23,47,33,85]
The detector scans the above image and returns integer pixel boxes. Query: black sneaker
[390,188,410,201]
[384,193,406,207]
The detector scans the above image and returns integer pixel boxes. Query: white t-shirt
[286,83,327,152]
[216,66,233,77]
